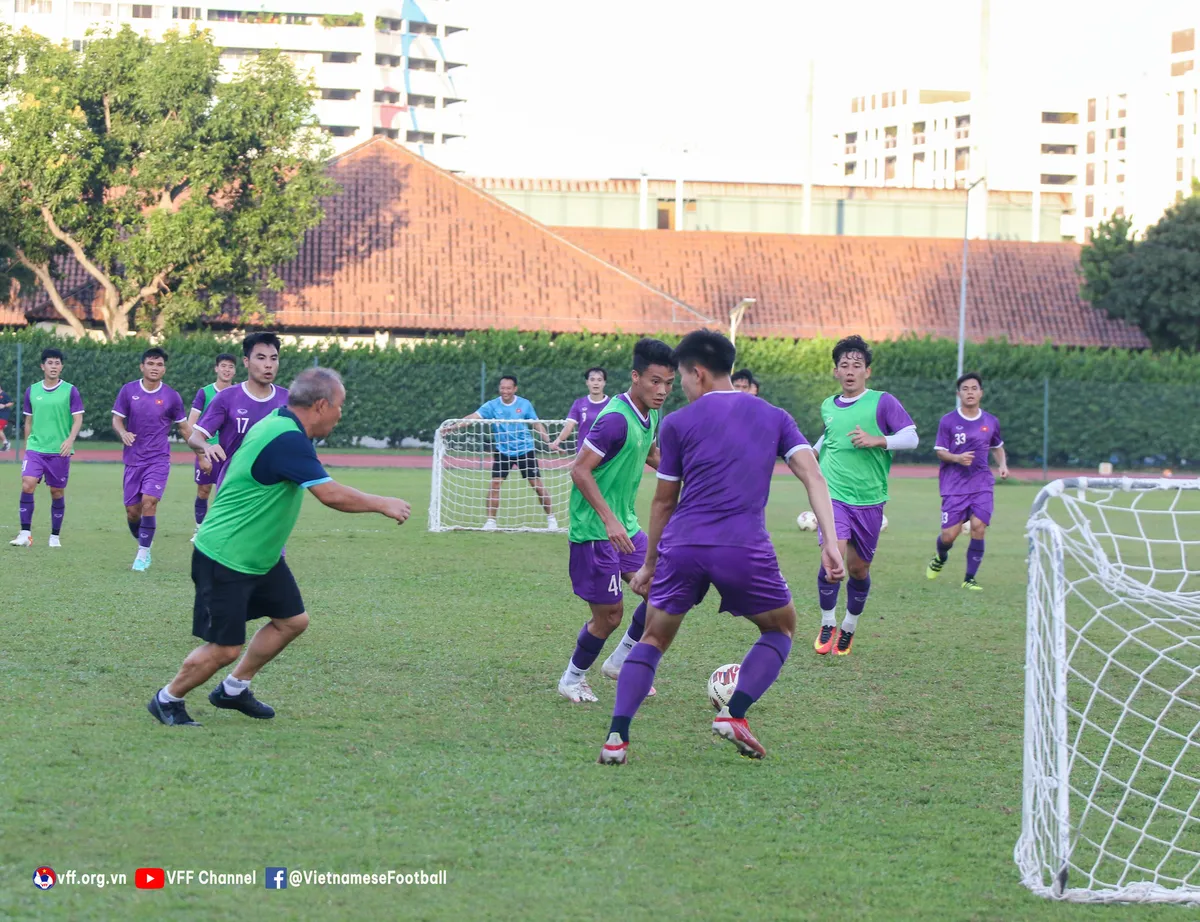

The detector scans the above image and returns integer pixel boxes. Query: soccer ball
[881,514,889,532]
[796,511,818,531]
[708,663,740,710]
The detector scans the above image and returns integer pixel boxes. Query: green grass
[0,463,1186,921]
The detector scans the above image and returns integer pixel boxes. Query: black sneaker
[147,694,202,727]
[209,684,275,719]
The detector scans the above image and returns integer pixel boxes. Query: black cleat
[208,685,275,719]
[147,694,202,727]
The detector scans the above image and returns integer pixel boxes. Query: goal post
[429,418,576,532]
[1018,477,1200,905]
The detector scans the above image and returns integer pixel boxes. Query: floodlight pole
[957,175,986,381]
[729,298,755,348]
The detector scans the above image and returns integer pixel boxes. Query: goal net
[1018,477,1200,905]
[429,418,576,532]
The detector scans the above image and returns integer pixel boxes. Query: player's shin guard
[195,497,208,525]
[50,497,64,535]
[19,493,33,531]
[817,566,840,623]
[138,515,156,549]
[610,642,663,741]
[127,518,140,539]
[570,623,606,672]
[727,631,793,718]
[628,601,647,642]
[842,576,871,634]
[936,536,951,561]
[966,538,985,579]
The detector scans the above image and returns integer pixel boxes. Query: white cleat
[597,732,628,765]
[482,518,498,531]
[48,535,61,548]
[600,654,656,696]
[558,674,598,703]
[10,530,32,547]
[546,515,559,530]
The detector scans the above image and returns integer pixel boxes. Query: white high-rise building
[3,0,468,166]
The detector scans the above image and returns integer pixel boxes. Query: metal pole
[638,172,649,230]
[480,361,486,406]
[801,58,814,235]
[14,341,22,463]
[957,175,986,381]
[1042,376,1050,480]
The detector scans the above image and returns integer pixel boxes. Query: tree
[0,25,335,340]
[1080,182,1200,351]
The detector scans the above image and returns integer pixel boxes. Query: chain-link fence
[1,342,1196,471]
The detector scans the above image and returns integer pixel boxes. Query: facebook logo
[265,868,288,889]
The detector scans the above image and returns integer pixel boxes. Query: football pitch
[0,462,1181,921]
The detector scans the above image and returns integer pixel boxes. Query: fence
[1,342,1197,472]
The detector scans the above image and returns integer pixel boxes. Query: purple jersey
[656,390,810,548]
[112,380,186,465]
[568,395,611,449]
[935,409,1003,495]
[194,382,289,460]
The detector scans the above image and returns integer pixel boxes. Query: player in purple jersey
[927,372,1009,590]
[551,366,610,452]
[598,330,844,765]
[187,352,238,536]
[112,348,191,572]
[187,333,289,485]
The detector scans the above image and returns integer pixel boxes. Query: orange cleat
[835,629,854,656]
[814,623,837,655]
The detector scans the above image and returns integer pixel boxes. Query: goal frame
[1017,476,1200,906]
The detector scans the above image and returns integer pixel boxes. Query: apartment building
[4,0,468,166]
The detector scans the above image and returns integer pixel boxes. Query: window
[1087,98,1096,122]
[1041,174,1076,185]
[320,88,358,101]
[172,4,198,16]
[373,127,399,139]
[844,161,856,176]
[884,126,896,149]
[323,125,357,137]
[912,120,925,144]
[1087,132,1095,154]
[870,94,876,109]
[408,57,437,72]
[1178,158,1185,182]
[884,156,896,180]
[1172,28,1195,54]
[844,131,857,155]
[955,114,970,139]
[376,54,401,67]
[1085,195,1094,218]
[1041,111,1079,124]
[902,89,907,104]
[954,147,969,172]
[16,0,54,10]
[376,16,401,31]
[1180,91,1187,117]
[71,38,88,50]
[1086,164,1094,186]
[1041,144,1076,155]
[1117,95,1127,118]
[656,202,672,230]
[409,94,435,108]
[121,3,158,16]
[1171,60,1195,77]
[374,90,401,104]
[323,51,358,63]
[409,20,437,34]
[1179,124,1186,149]
[406,130,435,143]
[74,1,113,14]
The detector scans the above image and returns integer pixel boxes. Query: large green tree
[1080,182,1200,351]
[0,25,334,339]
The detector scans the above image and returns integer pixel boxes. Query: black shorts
[191,549,305,647]
[491,451,540,480]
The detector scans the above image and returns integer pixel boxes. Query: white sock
[135,547,150,560]
[841,613,860,634]
[615,633,636,655]
[158,686,183,704]
[821,609,837,627]
[222,675,251,695]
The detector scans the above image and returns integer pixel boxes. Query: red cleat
[597,732,628,765]
[712,708,766,759]
[814,623,837,655]
[835,629,854,656]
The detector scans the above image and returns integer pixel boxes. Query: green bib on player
[199,383,222,445]
[818,389,891,506]
[568,397,659,543]
[26,381,77,455]
[195,410,307,575]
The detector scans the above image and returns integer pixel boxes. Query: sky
[460,0,1197,182]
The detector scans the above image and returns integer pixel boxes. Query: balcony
[844,143,857,154]
[912,132,926,145]
[884,138,897,149]
[955,128,970,139]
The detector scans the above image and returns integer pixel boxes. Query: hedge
[1,329,1197,469]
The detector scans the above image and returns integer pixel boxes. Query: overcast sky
[460,0,1196,182]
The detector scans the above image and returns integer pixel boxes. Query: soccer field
[0,462,1181,921]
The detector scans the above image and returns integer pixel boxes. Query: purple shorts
[818,499,885,563]
[22,450,70,488]
[569,530,648,604]
[194,456,224,488]
[123,459,172,506]
[941,491,994,527]
[649,543,792,617]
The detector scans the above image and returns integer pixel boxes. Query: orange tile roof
[554,228,1149,348]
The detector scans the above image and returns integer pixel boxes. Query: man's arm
[176,418,194,443]
[532,421,551,444]
[645,442,661,470]
[935,448,974,467]
[441,411,483,433]
[571,447,634,554]
[631,478,681,593]
[112,413,136,447]
[992,443,1009,479]
[552,419,578,451]
[787,448,846,581]
[188,400,227,463]
[307,480,411,522]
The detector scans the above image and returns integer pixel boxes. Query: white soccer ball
[796,511,818,531]
[881,514,888,532]
[708,663,741,710]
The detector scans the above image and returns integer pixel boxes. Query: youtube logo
[135,868,165,890]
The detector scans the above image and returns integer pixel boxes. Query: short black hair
[499,374,517,387]
[243,332,282,356]
[584,366,607,381]
[672,329,736,376]
[215,352,237,365]
[956,372,983,389]
[832,335,873,367]
[40,348,64,363]
[632,338,677,375]
[731,369,755,386]
[141,347,168,363]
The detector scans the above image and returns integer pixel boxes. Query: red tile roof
[555,228,1149,348]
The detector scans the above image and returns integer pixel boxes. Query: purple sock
[966,538,985,579]
[818,566,840,610]
[127,518,140,540]
[19,493,33,530]
[611,642,663,729]
[936,536,952,561]
[138,515,156,549]
[847,576,871,616]
[195,497,208,525]
[50,497,64,535]
[570,623,607,671]
[727,631,793,718]
[628,601,647,642]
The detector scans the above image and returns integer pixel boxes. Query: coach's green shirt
[195,409,332,574]
[25,380,83,455]
[568,394,659,543]
[818,389,891,506]
[196,383,222,445]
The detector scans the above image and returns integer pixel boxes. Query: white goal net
[429,418,576,532]
[1018,477,1200,905]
